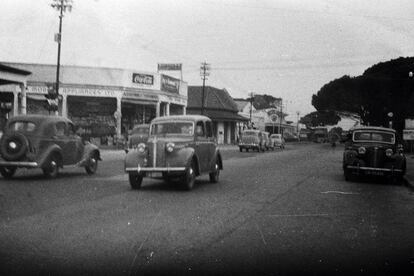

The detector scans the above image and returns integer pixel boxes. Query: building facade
[187,86,247,144]
[0,63,187,144]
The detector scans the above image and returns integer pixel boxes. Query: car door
[205,120,216,169]
[67,122,84,163]
[53,121,72,165]
[195,120,208,173]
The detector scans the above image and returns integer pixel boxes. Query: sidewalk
[404,153,414,189]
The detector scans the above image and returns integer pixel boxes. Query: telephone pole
[248,92,255,128]
[200,62,210,115]
[50,0,72,113]
[279,98,283,134]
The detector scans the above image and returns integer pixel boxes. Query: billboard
[132,73,154,85]
[158,63,182,71]
[161,75,180,94]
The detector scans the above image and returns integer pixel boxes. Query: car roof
[351,126,396,133]
[151,115,211,123]
[133,124,149,129]
[8,115,72,125]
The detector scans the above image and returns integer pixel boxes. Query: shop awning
[121,97,157,106]
[203,110,249,122]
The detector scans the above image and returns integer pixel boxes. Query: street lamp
[50,0,72,115]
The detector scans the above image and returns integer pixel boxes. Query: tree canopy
[310,56,414,134]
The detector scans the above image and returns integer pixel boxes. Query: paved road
[0,143,413,275]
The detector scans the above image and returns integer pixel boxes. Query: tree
[299,110,340,127]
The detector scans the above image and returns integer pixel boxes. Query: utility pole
[248,92,255,128]
[279,98,283,134]
[296,111,300,134]
[50,0,72,114]
[200,62,210,115]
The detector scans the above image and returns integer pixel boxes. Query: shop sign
[27,86,48,94]
[123,91,158,101]
[403,129,414,140]
[158,63,182,71]
[62,87,117,97]
[132,73,154,85]
[161,74,180,94]
[267,109,278,116]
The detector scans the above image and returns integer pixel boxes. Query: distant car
[124,115,223,190]
[126,124,149,152]
[0,115,101,178]
[342,126,406,182]
[239,129,265,152]
[262,131,272,150]
[270,133,285,149]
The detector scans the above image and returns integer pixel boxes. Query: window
[150,122,193,136]
[55,122,66,136]
[195,121,205,137]
[9,121,36,132]
[205,121,213,137]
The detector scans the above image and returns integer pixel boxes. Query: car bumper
[346,165,404,175]
[125,165,186,173]
[0,160,39,168]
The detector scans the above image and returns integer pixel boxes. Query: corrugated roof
[188,86,238,112]
[187,109,248,122]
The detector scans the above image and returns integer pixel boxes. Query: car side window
[195,121,205,137]
[55,122,66,137]
[205,121,213,138]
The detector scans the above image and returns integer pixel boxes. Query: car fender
[78,143,101,166]
[124,149,147,170]
[166,147,201,174]
[38,144,63,168]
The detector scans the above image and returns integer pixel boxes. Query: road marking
[321,191,359,195]
[268,213,330,217]
[129,210,161,276]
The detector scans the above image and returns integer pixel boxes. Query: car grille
[366,147,385,167]
[148,140,166,167]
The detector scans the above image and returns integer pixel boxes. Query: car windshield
[150,122,193,136]
[131,126,148,135]
[353,131,395,144]
[8,121,36,132]
[243,131,259,136]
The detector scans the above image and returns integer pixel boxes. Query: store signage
[403,129,414,140]
[158,63,182,71]
[270,114,278,122]
[123,91,158,100]
[28,86,118,97]
[132,73,154,85]
[267,109,278,116]
[161,75,180,94]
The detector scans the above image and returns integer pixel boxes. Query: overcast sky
[1,0,414,120]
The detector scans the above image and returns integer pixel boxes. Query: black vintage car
[0,115,101,178]
[342,126,406,182]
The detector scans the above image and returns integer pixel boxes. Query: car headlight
[137,143,146,153]
[385,148,393,157]
[166,142,175,153]
[358,147,366,154]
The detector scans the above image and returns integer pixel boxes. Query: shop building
[0,62,187,144]
[187,86,247,144]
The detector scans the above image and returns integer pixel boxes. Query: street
[0,143,413,275]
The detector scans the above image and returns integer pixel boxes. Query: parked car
[124,115,223,190]
[313,127,328,143]
[239,129,265,152]
[262,131,272,150]
[270,133,285,149]
[126,124,149,152]
[342,126,406,182]
[0,115,101,178]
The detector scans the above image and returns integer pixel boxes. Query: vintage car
[239,129,265,152]
[342,126,406,182]
[270,133,285,149]
[124,115,223,190]
[0,115,101,178]
[126,124,150,152]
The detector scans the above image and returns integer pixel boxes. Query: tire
[129,172,143,189]
[209,159,220,183]
[0,133,29,161]
[0,167,16,179]
[182,161,196,190]
[85,156,98,175]
[42,154,60,178]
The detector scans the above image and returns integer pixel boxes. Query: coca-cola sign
[132,73,154,85]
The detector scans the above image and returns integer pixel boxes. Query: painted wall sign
[161,74,180,94]
[132,73,154,85]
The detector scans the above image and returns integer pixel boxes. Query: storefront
[0,63,188,145]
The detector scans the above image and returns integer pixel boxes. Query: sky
[1,0,414,121]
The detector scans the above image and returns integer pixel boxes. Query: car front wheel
[182,161,196,190]
[129,172,143,189]
[85,156,98,175]
[43,154,59,178]
[0,167,16,179]
[209,159,220,183]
